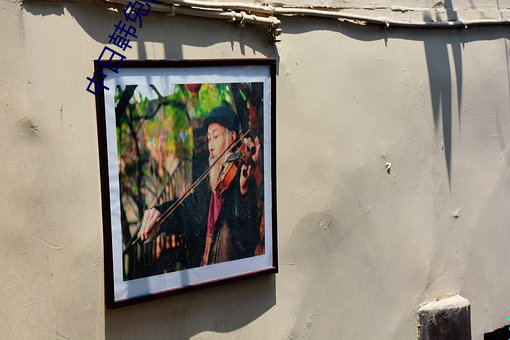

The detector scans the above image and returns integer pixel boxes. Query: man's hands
[138,208,162,242]
[240,136,261,196]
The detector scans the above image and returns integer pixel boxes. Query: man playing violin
[138,106,262,268]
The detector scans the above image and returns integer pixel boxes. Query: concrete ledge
[417,295,471,340]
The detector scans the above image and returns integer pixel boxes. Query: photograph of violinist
[117,82,265,280]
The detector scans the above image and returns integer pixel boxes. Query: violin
[127,127,256,249]
[214,134,257,198]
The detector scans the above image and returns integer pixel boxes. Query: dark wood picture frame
[94,59,277,309]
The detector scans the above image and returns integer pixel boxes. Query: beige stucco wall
[1,0,509,338]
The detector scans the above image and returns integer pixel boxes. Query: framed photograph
[94,59,277,308]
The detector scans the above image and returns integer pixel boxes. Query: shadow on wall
[284,8,509,194]
[105,275,276,339]
[422,0,463,190]
[22,0,279,61]
[308,7,464,191]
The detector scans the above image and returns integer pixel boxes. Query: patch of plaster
[35,237,62,250]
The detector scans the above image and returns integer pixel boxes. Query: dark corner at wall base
[484,325,510,340]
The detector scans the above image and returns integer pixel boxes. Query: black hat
[203,106,240,134]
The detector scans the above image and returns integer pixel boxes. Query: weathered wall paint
[1,0,509,339]
[265,0,510,24]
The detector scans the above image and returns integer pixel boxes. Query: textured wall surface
[1,0,509,339]
[265,0,510,23]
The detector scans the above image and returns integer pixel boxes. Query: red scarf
[201,193,223,266]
